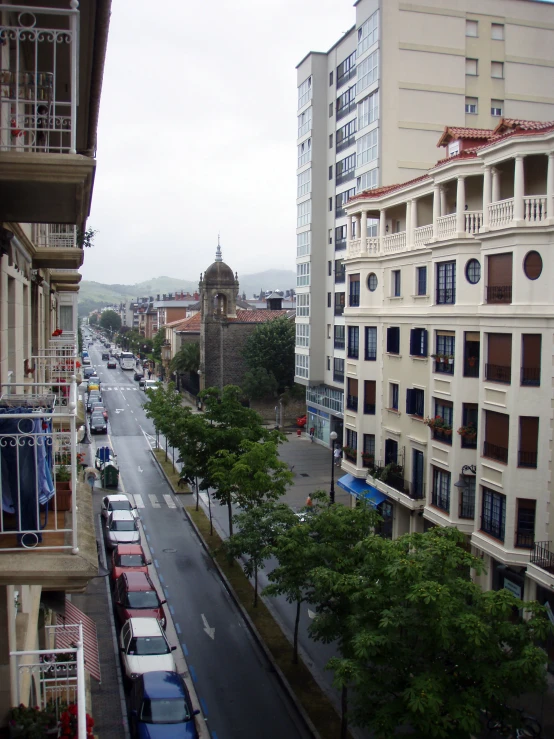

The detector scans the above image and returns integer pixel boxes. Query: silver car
[105,510,140,549]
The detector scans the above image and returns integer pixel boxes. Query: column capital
[515,153,525,161]
[548,151,554,160]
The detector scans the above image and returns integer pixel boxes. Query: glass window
[367,273,378,291]
[130,637,169,656]
[296,231,311,257]
[357,128,378,168]
[435,332,455,374]
[295,353,309,378]
[336,119,357,152]
[297,200,311,228]
[491,100,503,117]
[297,107,312,137]
[390,383,399,410]
[298,76,312,109]
[296,262,310,287]
[296,293,309,317]
[410,328,428,357]
[524,251,542,280]
[357,11,379,56]
[295,324,310,348]
[357,169,378,192]
[416,266,427,295]
[432,467,451,513]
[297,138,311,167]
[334,325,345,349]
[336,154,356,182]
[297,168,311,198]
[346,428,358,450]
[337,51,356,88]
[349,275,360,306]
[336,85,356,120]
[333,357,345,381]
[347,326,359,359]
[140,698,191,724]
[392,269,401,297]
[356,50,379,95]
[466,259,481,284]
[436,261,456,304]
[481,488,506,541]
[126,591,160,609]
[335,187,356,217]
[365,327,377,360]
[358,90,379,130]
[465,97,478,114]
[386,326,400,354]
[335,225,347,248]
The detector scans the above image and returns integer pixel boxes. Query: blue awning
[337,474,386,506]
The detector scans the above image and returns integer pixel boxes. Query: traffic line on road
[158,573,164,583]
[199,697,208,716]
[154,559,159,568]
[134,494,145,508]
[148,494,160,508]
[169,605,175,616]
[181,642,188,656]
[146,534,150,541]
[163,494,176,509]
[175,622,182,634]
[188,664,196,682]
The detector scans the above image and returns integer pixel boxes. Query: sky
[83,0,354,285]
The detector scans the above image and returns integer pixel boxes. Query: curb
[150,449,322,739]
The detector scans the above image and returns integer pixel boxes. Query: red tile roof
[493,118,554,135]
[350,174,431,202]
[173,313,201,332]
[437,126,494,147]
[228,309,292,323]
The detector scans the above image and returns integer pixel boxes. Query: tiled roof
[433,148,481,169]
[350,174,431,202]
[437,126,494,147]
[173,314,201,332]
[493,118,554,135]
[228,309,293,323]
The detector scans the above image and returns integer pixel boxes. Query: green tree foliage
[99,309,121,333]
[143,382,189,459]
[242,367,278,400]
[152,329,166,362]
[171,342,200,374]
[89,313,98,326]
[242,316,295,396]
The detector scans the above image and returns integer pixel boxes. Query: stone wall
[203,319,255,390]
[250,396,306,426]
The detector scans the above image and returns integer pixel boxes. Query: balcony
[483,440,508,464]
[382,232,406,253]
[485,363,511,384]
[432,428,453,445]
[32,225,83,269]
[515,530,535,549]
[521,366,540,386]
[336,135,355,154]
[0,4,97,224]
[50,269,82,292]
[336,68,356,90]
[414,224,433,247]
[531,541,554,573]
[518,450,538,468]
[486,285,512,304]
[336,100,356,121]
[336,169,355,186]
[489,196,548,228]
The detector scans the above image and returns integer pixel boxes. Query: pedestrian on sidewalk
[306,494,313,507]
[309,426,315,442]
[148,370,152,379]
[334,446,342,466]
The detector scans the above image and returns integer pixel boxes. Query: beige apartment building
[295,0,554,445]
[341,118,554,620]
[0,0,110,731]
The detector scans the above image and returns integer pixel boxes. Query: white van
[144,379,161,391]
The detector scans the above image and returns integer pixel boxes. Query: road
[85,340,312,739]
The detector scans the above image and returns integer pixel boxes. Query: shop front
[307,406,330,445]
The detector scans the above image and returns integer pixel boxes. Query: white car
[119,617,176,679]
[105,510,140,549]
[101,494,137,520]
[144,380,161,391]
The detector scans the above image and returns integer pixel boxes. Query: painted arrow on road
[201,614,215,640]
[115,408,125,414]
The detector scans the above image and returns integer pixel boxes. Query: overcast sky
[83,0,353,285]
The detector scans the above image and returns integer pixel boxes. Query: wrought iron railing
[483,441,508,464]
[486,285,512,303]
[531,541,554,572]
[463,358,479,377]
[363,402,375,415]
[431,489,450,513]
[485,363,511,384]
[518,450,538,468]
[459,492,475,519]
[521,366,540,386]
[480,515,504,542]
[515,530,535,549]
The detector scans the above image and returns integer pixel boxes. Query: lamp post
[330,430,338,504]
[161,342,171,383]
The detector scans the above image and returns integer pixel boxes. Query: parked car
[87,393,102,412]
[101,494,137,520]
[90,412,107,434]
[144,380,161,392]
[83,367,96,379]
[133,371,144,381]
[138,378,146,390]
[105,510,140,549]
[90,403,108,420]
[111,544,150,583]
[107,359,117,369]
[82,357,91,366]
[119,618,176,680]
[102,352,109,361]
[129,671,199,738]
[114,572,166,627]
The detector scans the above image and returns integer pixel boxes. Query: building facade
[295,0,554,443]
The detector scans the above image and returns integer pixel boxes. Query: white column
[360,210,368,247]
[513,155,525,224]
[481,165,491,232]
[346,215,351,252]
[355,213,362,242]
[456,175,466,235]
[491,167,500,203]
[379,209,386,251]
[547,152,554,223]
[440,186,447,217]
[406,200,413,248]
[432,185,441,240]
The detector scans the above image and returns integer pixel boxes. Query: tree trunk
[293,600,301,664]
[228,498,233,538]
[165,435,168,462]
[341,685,348,739]
[207,487,213,536]
[195,477,199,512]
[253,565,258,607]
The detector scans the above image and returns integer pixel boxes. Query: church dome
[203,243,236,286]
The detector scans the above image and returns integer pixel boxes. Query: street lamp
[330,430,338,504]
[161,342,171,383]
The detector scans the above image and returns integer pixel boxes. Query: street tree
[89,313,98,326]
[242,367,278,400]
[152,329,166,363]
[309,525,550,739]
[143,382,189,461]
[171,342,200,374]
[242,316,295,395]
[99,309,121,333]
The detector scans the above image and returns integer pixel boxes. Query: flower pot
[55,481,72,512]
[448,358,454,365]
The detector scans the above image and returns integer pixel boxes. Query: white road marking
[148,494,160,509]
[138,466,143,473]
[199,492,209,506]
[134,494,145,508]
[163,494,176,509]
[201,614,215,640]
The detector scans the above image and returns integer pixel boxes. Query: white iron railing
[436,213,456,239]
[489,198,514,228]
[33,337,78,388]
[465,210,483,233]
[33,224,78,249]
[414,224,433,247]
[524,195,547,223]
[10,624,87,738]
[0,4,79,154]
[382,232,406,253]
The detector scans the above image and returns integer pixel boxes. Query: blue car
[129,671,199,738]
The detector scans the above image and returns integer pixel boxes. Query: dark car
[83,367,97,379]
[102,352,109,360]
[107,359,117,369]
[129,671,199,738]
[90,403,108,420]
[134,371,144,381]
[114,571,166,627]
[87,393,103,412]
[90,412,108,434]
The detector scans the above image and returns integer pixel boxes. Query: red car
[113,571,166,627]
[111,544,150,583]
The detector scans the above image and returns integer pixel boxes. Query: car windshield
[110,501,131,511]
[118,554,144,567]
[126,591,159,609]
[140,698,191,724]
[111,520,136,532]
[128,636,169,656]
[91,416,105,424]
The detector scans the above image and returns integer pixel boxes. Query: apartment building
[341,118,554,621]
[295,0,554,444]
[0,0,110,730]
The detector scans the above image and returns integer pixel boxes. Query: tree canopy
[99,309,121,333]
[152,329,166,362]
[242,316,295,396]
[171,342,200,374]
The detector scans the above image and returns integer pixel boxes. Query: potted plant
[361,452,374,468]
[59,703,95,739]
[447,354,455,365]
[423,416,452,434]
[55,465,72,512]
[8,704,57,738]
[342,446,356,462]
[458,424,477,441]
[467,356,477,367]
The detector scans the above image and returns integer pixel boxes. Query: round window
[367,273,378,291]
[465,259,481,284]
[523,251,542,280]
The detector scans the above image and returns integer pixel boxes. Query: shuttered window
[486,333,512,384]
[521,334,541,386]
[484,410,509,463]
[410,328,428,357]
[386,326,400,354]
[347,378,358,411]
[487,253,512,303]
[364,381,376,414]
[519,416,538,468]
[406,388,424,418]
[384,438,398,464]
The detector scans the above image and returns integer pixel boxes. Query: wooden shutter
[348,378,358,397]
[485,410,509,448]
[488,334,512,366]
[519,417,539,455]
[488,253,512,286]
[522,335,541,368]
[387,327,399,353]
[364,380,376,405]
[406,389,415,414]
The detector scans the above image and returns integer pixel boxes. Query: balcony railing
[521,366,540,386]
[515,530,535,549]
[486,285,512,304]
[363,402,375,415]
[367,461,410,496]
[382,232,406,253]
[336,100,356,121]
[489,198,514,228]
[336,168,355,186]
[346,395,358,411]
[414,224,433,247]
[0,5,79,154]
[483,440,508,464]
[485,363,511,384]
[435,359,454,375]
[336,135,355,154]
[518,450,538,468]
[34,224,78,249]
[465,210,483,234]
[531,541,554,572]
[524,196,548,223]
[436,214,456,239]
[433,428,453,445]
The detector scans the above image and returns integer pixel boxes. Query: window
[298,76,312,109]
[349,274,360,306]
[365,327,377,360]
[481,488,506,541]
[296,293,309,317]
[327,292,332,308]
[358,90,379,130]
[363,433,375,458]
[296,231,311,257]
[329,133,333,148]
[391,269,401,297]
[486,333,512,384]
[337,51,356,88]
[466,20,478,36]
[491,100,503,117]
[516,499,536,548]
[465,259,481,284]
[295,353,309,378]
[416,266,427,296]
[336,119,357,153]
[335,225,347,250]
[297,200,311,227]
[358,11,378,55]
[296,262,310,286]
[524,251,542,280]
[436,261,456,304]
[333,357,345,382]
[329,229,333,245]
[335,188,356,217]
[459,476,476,519]
[329,102,334,118]
[336,86,356,121]
[336,154,356,184]
[487,253,512,303]
[521,334,541,386]
[406,387,424,418]
[295,323,310,348]
[412,450,425,499]
[434,399,453,443]
[298,107,312,137]
[435,332,455,374]
[491,23,504,40]
[346,428,358,452]
[334,292,345,316]
[410,328,428,357]
[327,324,332,339]
[386,326,400,354]
[464,331,480,377]
[329,197,333,212]
[327,356,331,371]
[465,96,478,114]
[297,168,311,197]
[335,259,345,283]
[357,128,378,168]
[347,378,358,411]
[347,326,359,359]
[519,416,539,468]
[329,165,333,181]
[466,58,478,76]
[385,438,398,464]
[334,325,345,349]
[367,273,378,291]
[329,70,333,86]
[297,138,311,167]
[357,169,378,192]
[356,50,379,94]
[328,260,332,277]
[364,381,376,415]
[432,467,451,513]
[484,410,509,463]
[491,61,504,79]
[389,383,399,411]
